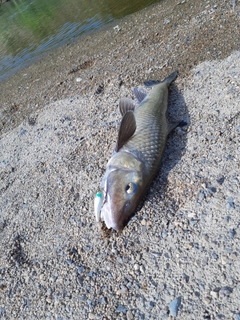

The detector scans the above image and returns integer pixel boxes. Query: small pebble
[190,219,198,226]
[229,229,236,238]
[202,234,209,242]
[113,25,121,32]
[121,286,128,295]
[217,177,225,185]
[162,231,168,238]
[46,297,52,304]
[210,290,219,298]
[198,191,205,202]
[116,305,127,314]
[221,256,228,265]
[65,305,70,312]
[230,252,237,260]
[126,310,134,320]
[227,197,235,210]
[149,301,155,307]
[236,313,240,320]
[20,129,27,136]
[211,252,219,260]
[169,297,181,317]
[134,264,139,271]
[219,287,232,298]
[203,296,212,305]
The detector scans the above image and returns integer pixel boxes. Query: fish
[95,70,184,231]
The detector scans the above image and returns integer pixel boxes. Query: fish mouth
[101,201,133,231]
[101,201,123,231]
[104,217,119,231]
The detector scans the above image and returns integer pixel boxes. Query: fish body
[95,71,181,230]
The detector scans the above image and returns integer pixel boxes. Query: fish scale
[121,87,169,176]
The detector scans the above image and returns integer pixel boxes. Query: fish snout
[103,211,122,231]
[101,199,131,231]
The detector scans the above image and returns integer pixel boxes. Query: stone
[169,297,181,317]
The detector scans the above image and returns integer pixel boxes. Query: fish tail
[144,70,178,88]
[162,70,178,86]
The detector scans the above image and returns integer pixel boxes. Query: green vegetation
[0,0,159,57]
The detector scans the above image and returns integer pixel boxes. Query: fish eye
[125,182,137,194]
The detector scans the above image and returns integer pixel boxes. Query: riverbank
[0,0,240,319]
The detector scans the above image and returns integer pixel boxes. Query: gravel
[0,0,240,319]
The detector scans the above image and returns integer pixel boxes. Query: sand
[0,0,240,319]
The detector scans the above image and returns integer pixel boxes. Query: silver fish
[95,70,183,230]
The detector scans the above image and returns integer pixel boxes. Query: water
[0,0,160,82]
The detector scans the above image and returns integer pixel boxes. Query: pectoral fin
[119,98,135,116]
[168,120,187,134]
[116,111,136,152]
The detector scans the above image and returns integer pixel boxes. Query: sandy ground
[0,0,240,319]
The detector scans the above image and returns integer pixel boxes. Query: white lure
[94,191,104,222]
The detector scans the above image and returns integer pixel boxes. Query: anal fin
[168,120,187,134]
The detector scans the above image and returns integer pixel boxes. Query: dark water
[0,0,161,81]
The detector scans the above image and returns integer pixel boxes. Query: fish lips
[101,193,133,231]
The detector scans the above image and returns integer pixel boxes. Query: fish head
[100,153,145,231]
[101,169,143,230]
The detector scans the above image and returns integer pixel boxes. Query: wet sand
[0,0,240,319]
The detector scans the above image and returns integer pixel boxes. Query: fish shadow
[138,83,190,217]
[164,83,190,171]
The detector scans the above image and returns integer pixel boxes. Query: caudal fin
[163,70,178,85]
[144,70,178,88]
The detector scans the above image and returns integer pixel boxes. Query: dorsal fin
[144,80,160,87]
[116,111,136,152]
[134,87,147,103]
[119,98,135,116]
